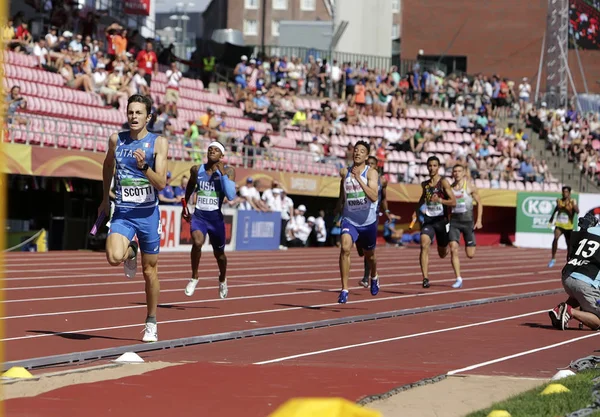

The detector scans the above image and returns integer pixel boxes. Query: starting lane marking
[2,279,562,342]
[253,309,550,365]
[447,332,600,375]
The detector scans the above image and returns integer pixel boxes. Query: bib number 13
[575,238,600,258]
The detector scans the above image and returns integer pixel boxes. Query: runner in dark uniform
[413,156,456,288]
[549,211,600,331]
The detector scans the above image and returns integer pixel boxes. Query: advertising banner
[515,191,579,249]
[5,143,520,206]
[159,205,237,252]
[124,0,151,16]
[576,193,600,221]
[235,210,282,251]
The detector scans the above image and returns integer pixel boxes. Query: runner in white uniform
[335,140,380,304]
[448,164,483,289]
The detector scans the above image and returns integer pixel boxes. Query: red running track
[4,247,598,417]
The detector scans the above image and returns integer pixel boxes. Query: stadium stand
[2,21,568,192]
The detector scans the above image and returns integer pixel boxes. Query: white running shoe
[142,322,158,342]
[184,278,199,296]
[452,277,463,289]
[219,281,228,299]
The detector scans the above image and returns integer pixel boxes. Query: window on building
[245,0,259,9]
[392,0,400,13]
[300,0,316,11]
[273,0,287,10]
[271,20,280,37]
[244,19,259,36]
[392,24,400,39]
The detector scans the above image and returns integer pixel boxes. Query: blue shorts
[341,219,378,251]
[108,206,161,254]
[191,212,226,251]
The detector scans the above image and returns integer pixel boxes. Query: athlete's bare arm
[185,165,199,203]
[548,200,559,224]
[356,166,379,202]
[380,176,391,215]
[471,182,483,229]
[334,167,347,215]
[439,178,457,207]
[99,133,118,215]
[571,199,580,215]
[138,135,168,191]
[224,165,236,180]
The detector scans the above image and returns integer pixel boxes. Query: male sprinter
[99,94,168,343]
[549,211,600,331]
[548,186,579,267]
[359,156,397,288]
[414,156,456,288]
[448,164,483,288]
[182,141,237,299]
[336,140,380,304]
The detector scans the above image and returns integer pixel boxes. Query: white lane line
[446,332,600,375]
[2,280,561,341]
[253,310,549,365]
[2,272,557,320]
[3,253,541,280]
[4,260,552,291]
[4,268,556,305]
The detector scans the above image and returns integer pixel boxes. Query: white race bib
[195,181,220,211]
[425,202,444,217]
[345,178,369,213]
[454,198,467,213]
[122,184,155,204]
[557,213,569,225]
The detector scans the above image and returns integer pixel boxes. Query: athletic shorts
[109,206,161,254]
[557,227,573,241]
[449,219,476,247]
[191,213,226,251]
[341,219,378,251]
[421,217,450,247]
[563,275,600,318]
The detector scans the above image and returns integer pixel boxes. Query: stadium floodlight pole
[535,31,545,105]
[557,39,582,113]
[260,0,266,57]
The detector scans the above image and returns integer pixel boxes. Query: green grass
[465,370,600,417]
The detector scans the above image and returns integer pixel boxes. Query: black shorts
[421,218,450,247]
[449,220,476,247]
[557,227,573,241]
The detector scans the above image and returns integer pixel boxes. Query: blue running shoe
[370,276,379,296]
[548,259,556,268]
[338,290,348,304]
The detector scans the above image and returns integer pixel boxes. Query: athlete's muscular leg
[551,227,562,260]
[449,241,461,278]
[437,245,449,259]
[213,248,227,283]
[419,235,432,278]
[141,252,160,318]
[362,248,377,279]
[465,246,476,258]
[191,230,206,280]
[339,234,353,290]
[106,233,135,266]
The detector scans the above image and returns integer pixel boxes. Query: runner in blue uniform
[358,155,397,288]
[413,156,456,289]
[182,141,237,299]
[335,140,380,304]
[99,94,169,343]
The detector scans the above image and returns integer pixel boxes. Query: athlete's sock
[146,315,157,324]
